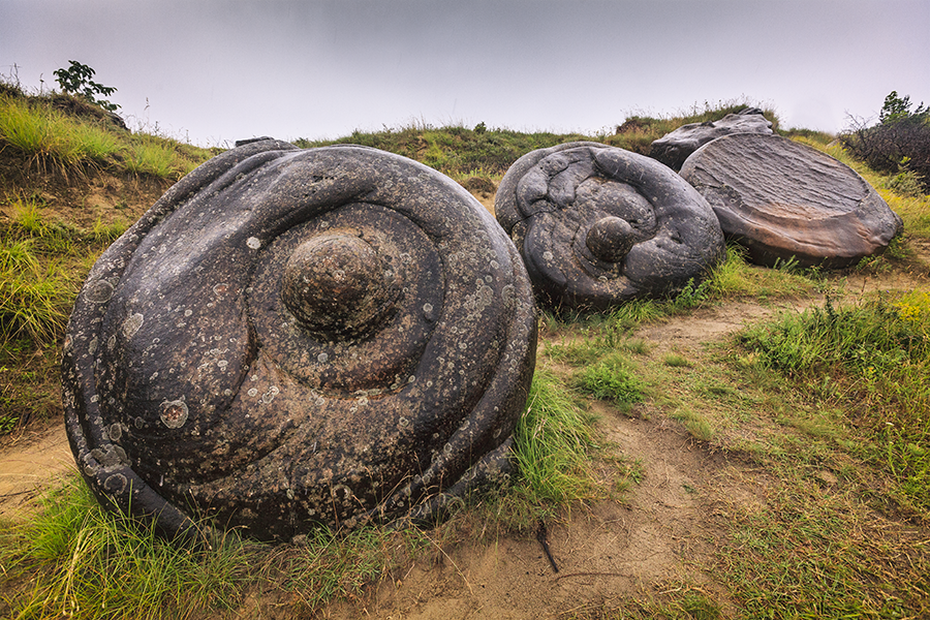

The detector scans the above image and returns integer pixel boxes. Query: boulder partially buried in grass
[649,108,774,171]
[62,140,537,542]
[679,133,904,268]
[495,142,725,310]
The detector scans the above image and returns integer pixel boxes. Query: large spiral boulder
[495,142,725,310]
[680,133,904,268]
[62,140,537,542]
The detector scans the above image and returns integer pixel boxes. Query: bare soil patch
[0,423,73,518]
[313,301,794,620]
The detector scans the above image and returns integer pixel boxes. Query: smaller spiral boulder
[680,133,904,268]
[495,142,725,310]
[62,140,537,542]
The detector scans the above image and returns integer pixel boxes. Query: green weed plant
[574,352,648,412]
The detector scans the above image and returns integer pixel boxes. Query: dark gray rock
[495,142,725,310]
[62,140,537,542]
[680,133,904,268]
[650,109,773,170]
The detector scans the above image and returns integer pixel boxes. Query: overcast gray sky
[2,0,928,147]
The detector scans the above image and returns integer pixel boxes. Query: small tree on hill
[53,60,120,112]
[842,91,930,195]
[879,91,928,125]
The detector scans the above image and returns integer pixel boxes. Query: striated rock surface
[680,133,903,268]
[650,108,773,170]
[496,142,724,310]
[62,140,537,542]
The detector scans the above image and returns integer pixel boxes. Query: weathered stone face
[62,140,537,542]
[495,142,725,310]
[650,109,774,171]
[679,133,904,268]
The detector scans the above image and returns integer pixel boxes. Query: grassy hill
[2,82,930,619]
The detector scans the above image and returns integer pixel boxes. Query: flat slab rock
[495,142,724,310]
[680,133,903,268]
[62,140,537,542]
[650,108,773,170]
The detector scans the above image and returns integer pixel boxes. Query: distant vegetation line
[294,100,783,181]
[2,73,804,186]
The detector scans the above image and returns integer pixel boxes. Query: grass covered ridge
[0,89,214,181]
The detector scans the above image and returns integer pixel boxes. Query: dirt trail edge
[316,299,801,620]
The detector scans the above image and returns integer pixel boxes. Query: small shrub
[841,91,930,194]
[883,159,927,197]
[53,60,120,112]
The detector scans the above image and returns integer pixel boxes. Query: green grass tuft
[1,476,250,619]
[0,474,431,619]
[0,92,213,181]
[706,244,815,300]
[512,367,603,505]
[0,237,73,345]
[663,353,691,367]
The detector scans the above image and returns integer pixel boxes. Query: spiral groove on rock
[62,140,537,541]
